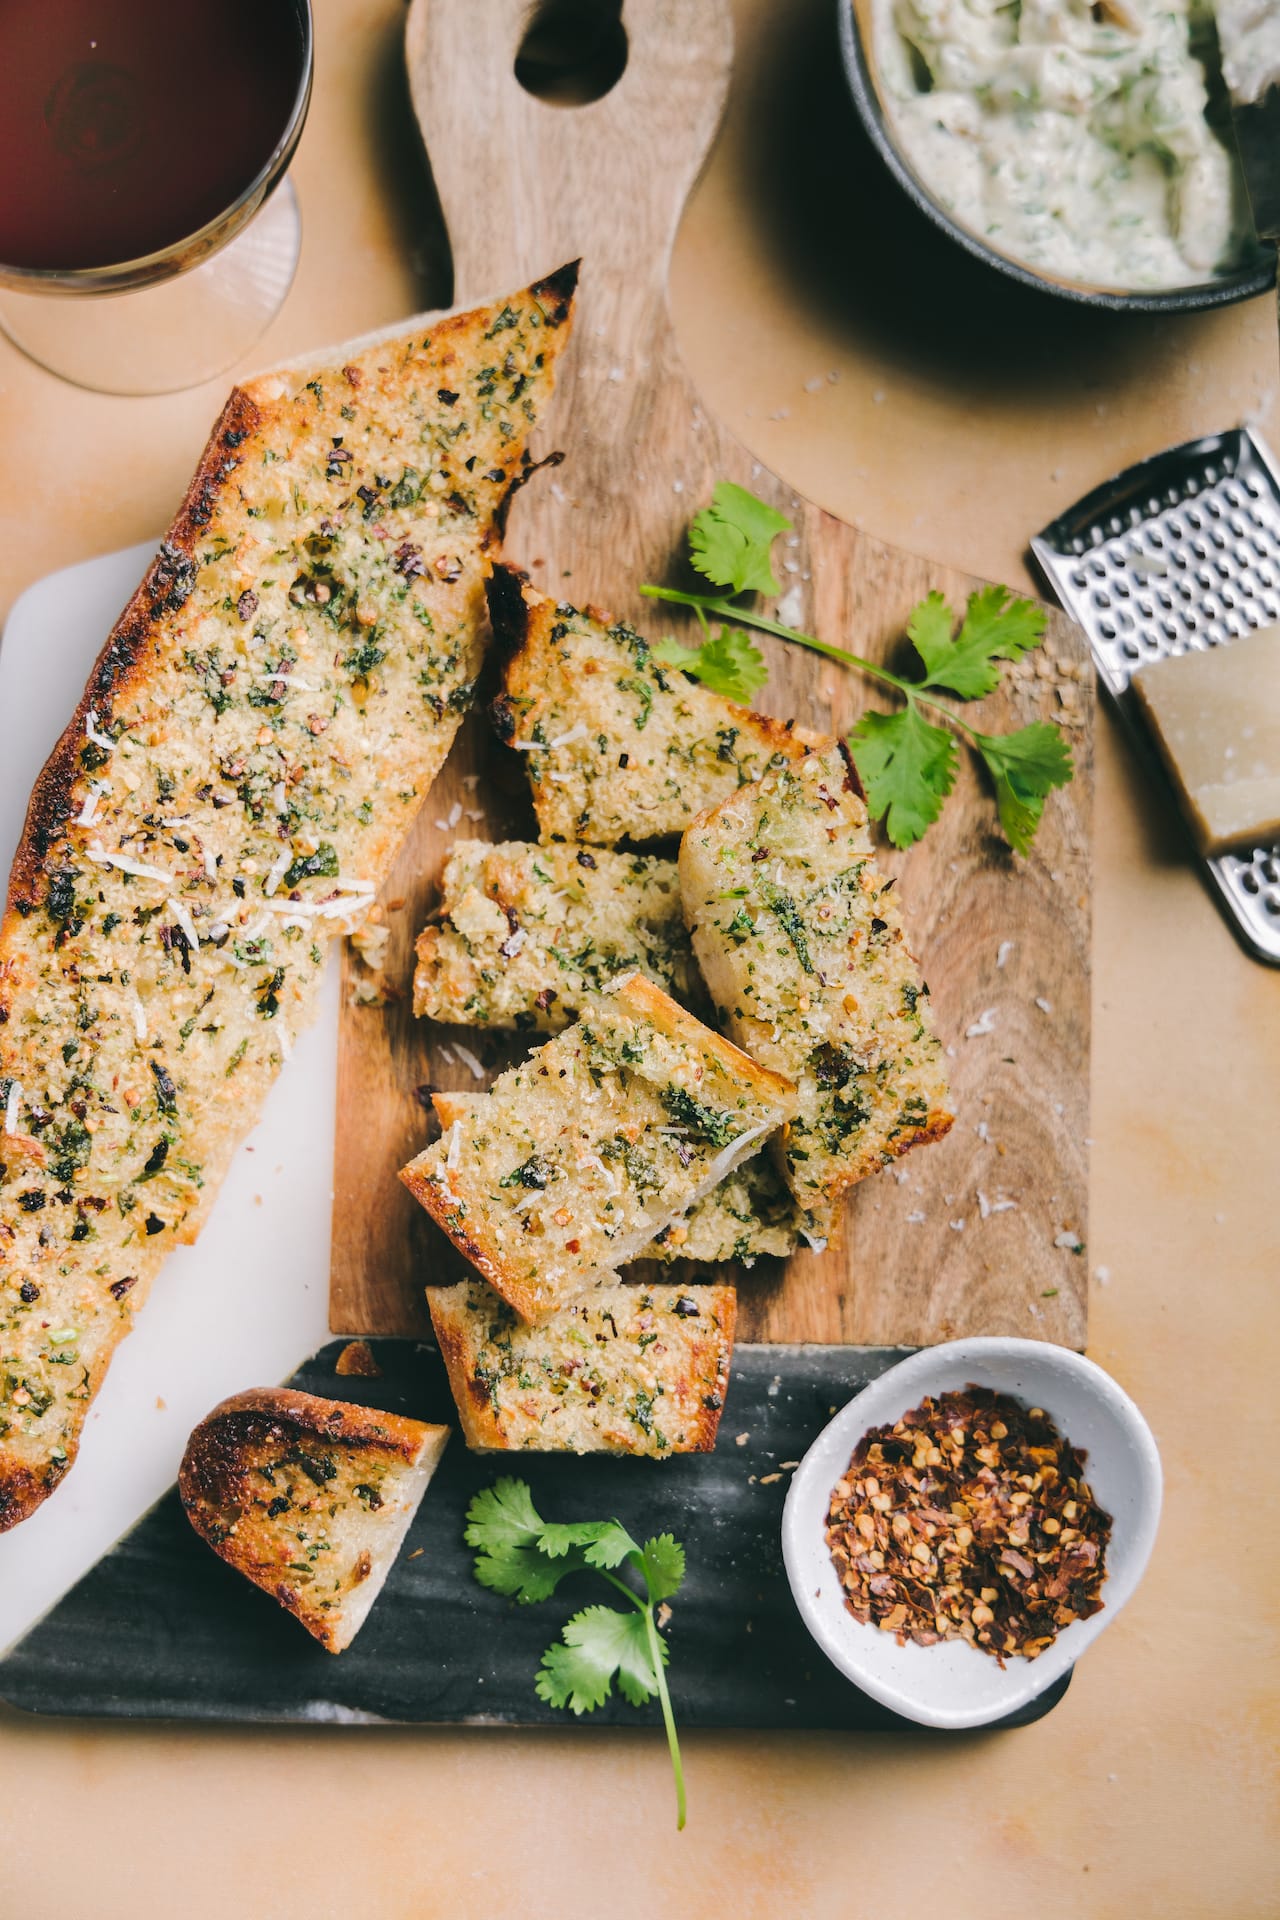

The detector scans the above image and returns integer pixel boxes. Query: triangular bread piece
[179,1388,448,1652]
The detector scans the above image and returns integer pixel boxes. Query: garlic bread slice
[179,1388,449,1652]
[0,269,575,1532]
[429,1276,735,1454]
[488,568,816,844]
[401,972,797,1322]
[413,839,700,1031]
[679,744,953,1246]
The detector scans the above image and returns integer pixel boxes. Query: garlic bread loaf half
[179,1388,449,1652]
[430,1090,799,1266]
[0,268,576,1532]
[680,744,953,1247]
[488,568,816,843]
[413,839,700,1031]
[401,972,797,1322]
[429,1276,735,1454]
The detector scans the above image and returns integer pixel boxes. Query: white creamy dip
[870,0,1253,290]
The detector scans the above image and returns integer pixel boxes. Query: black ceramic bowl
[838,0,1274,314]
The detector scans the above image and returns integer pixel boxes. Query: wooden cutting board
[330,0,1092,1348]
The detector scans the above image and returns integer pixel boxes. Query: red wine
[0,0,306,272]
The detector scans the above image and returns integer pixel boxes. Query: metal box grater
[1032,428,1280,966]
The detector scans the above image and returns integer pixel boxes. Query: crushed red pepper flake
[824,1385,1112,1664]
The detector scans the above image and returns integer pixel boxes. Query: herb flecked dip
[870,0,1254,291]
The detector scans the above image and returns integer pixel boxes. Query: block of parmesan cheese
[399,972,797,1322]
[429,1276,735,1454]
[680,743,953,1247]
[1131,627,1280,854]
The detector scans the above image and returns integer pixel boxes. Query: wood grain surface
[330,0,1092,1346]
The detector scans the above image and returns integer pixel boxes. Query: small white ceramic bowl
[781,1338,1162,1729]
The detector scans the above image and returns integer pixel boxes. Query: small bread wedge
[644,1153,799,1264]
[179,1388,448,1653]
[400,972,797,1322]
[413,839,699,1031]
[488,568,815,843]
[429,1276,735,1454]
[0,269,575,1533]
[430,1090,799,1265]
[680,743,953,1245]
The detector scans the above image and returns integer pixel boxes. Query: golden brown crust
[179,1388,436,1484]
[610,971,797,1108]
[4,392,261,921]
[179,1388,448,1652]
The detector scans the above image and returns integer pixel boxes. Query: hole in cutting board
[515,0,627,106]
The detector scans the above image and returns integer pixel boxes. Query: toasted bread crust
[0,272,575,1531]
[180,1388,448,1652]
[428,1277,736,1454]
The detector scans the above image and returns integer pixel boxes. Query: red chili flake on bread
[824,1385,1111,1663]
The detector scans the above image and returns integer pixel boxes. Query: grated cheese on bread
[400,971,797,1322]
[413,838,700,1031]
[488,568,816,843]
[179,1387,449,1652]
[0,269,576,1533]
[431,1090,799,1266]
[679,743,953,1246]
[428,1276,735,1454]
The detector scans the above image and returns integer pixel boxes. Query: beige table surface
[1,3,1276,1914]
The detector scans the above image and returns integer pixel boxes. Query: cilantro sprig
[466,1478,689,1829]
[641,482,1074,854]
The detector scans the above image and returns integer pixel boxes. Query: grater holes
[1240,867,1261,894]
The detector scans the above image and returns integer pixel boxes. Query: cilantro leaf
[909,586,1047,699]
[536,1605,662,1713]
[464,1476,542,1552]
[466,1480,690,1828]
[973,723,1074,857]
[847,705,958,849]
[687,482,791,596]
[535,1517,639,1571]
[652,627,768,703]
[464,1479,592,1602]
[639,1533,685,1603]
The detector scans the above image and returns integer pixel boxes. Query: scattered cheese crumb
[735,1432,750,1447]
[1054,1230,1084,1252]
[965,1008,998,1038]
[906,1210,926,1224]
[950,1218,965,1231]
[1094,1265,1111,1287]
[759,1472,783,1485]
[997,940,1014,968]
[1035,997,1053,1014]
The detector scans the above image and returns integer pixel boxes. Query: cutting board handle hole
[514,0,627,107]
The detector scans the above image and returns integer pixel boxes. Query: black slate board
[0,1342,1069,1729]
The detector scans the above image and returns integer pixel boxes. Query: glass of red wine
[0,0,313,394]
